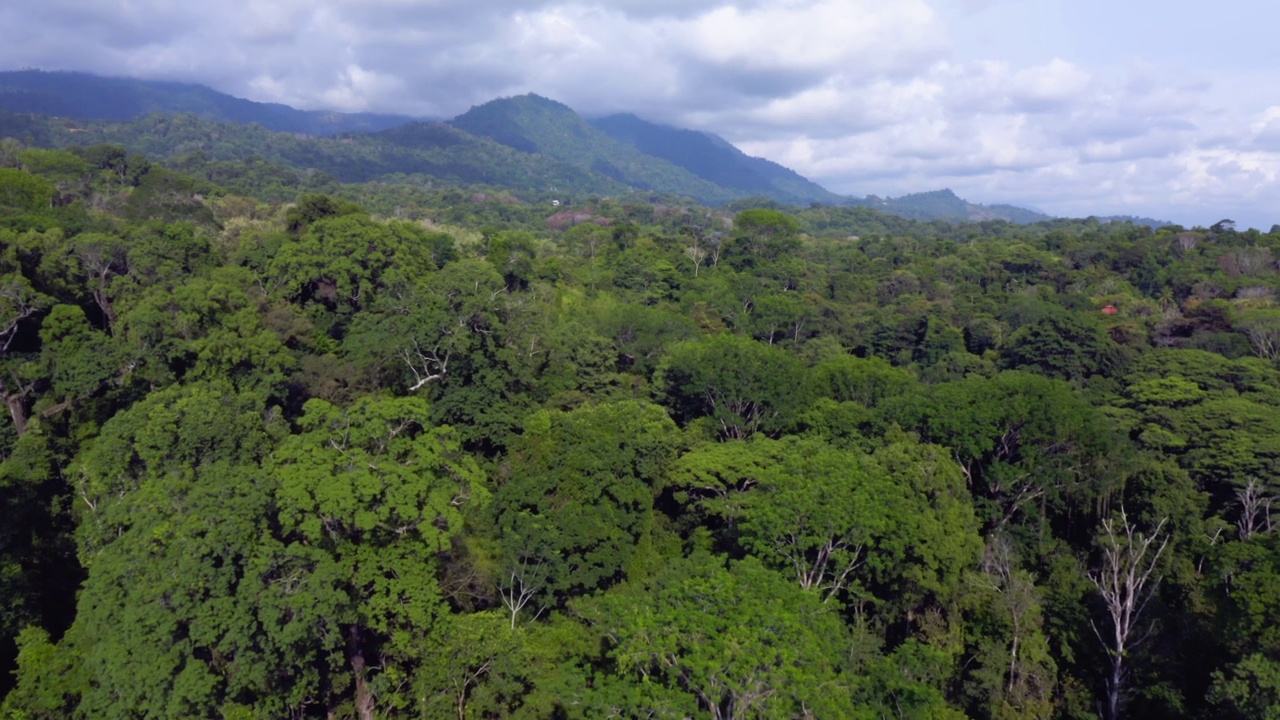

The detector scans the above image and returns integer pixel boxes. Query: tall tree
[1089,510,1169,720]
[492,400,681,602]
[269,396,487,718]
[656,333,811,439]
[579,554,858,719]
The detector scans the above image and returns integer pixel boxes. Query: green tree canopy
[656,333,811,439]
[492,400,681,601]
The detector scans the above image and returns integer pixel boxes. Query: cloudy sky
[3,0,1278,228]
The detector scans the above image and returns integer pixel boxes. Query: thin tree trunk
[1089,510,1168,720]
[349,626,374,720]
[5,393,27,435]
[1,376,30,435]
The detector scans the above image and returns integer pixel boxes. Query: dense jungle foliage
[2,140,1280,720]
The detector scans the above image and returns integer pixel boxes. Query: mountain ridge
[0,69,416,136]
[2,70,1064,222]
[856,189,1052,224]
[449,94,744,205]
[587,112,846,206]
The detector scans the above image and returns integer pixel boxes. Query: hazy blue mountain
[449,95,742,204]
[856,189,1053,224]
[1094,214,1176,229]
[0,70,415,136]
[589,113,845,206]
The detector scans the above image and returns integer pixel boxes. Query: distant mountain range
[857,189,1052,224]
[0,70,413,135]
[1,69,1141,225]
[1094,214,1175,229]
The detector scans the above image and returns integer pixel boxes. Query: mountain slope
[449,95,741,204]
[0,70,414,136]
[2,71,1062,221]
[1,111,621,195]
[590,113,845,206]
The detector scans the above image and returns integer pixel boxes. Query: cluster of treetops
[2,140,1280,720]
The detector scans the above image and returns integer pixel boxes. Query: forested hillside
[3,139,1280,720]
[587,112,845,206]
[450,95,742,205]
[0,71,1063,221]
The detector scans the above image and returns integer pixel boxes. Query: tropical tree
[656,333,811,439]
[579,554,859,719]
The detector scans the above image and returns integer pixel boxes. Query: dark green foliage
[284,193,364,235]
[4,135,1280,720]
[880,371,1126,535]
[1000,308,1127,380]
[577,553,861,718]
[493,401,680,599]
[726,208,802,269]
[0,169,53,215]
[0,430,78,701]
[656,333,812,439]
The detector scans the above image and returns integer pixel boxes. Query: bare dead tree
[979,537,1026,695]
[705,231,727,269]
[497,558,546,629]
[0,138,21,168]
[402,340,451,391]
[450,655,495,720]
[1089,510,1169,720]
[680,220,708,278]
[1235,247,1275,276]
[684,245,708,278]
[968,534,1058,716]
[1241,315,1280,361]
[347,625,375,720]
[1236,479,1276,541]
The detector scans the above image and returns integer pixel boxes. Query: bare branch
[403,341,451,391]
[0,276,42,353]
[1088,509,1169,720]
[1236,478,1277,541]
[497,558,546,629]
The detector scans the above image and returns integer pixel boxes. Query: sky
[2,0,1278,229]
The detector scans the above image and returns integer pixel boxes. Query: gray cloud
[1,0,1277,228]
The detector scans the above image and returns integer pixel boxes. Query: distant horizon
[0,64,1257,230]
[3,0,1276,229]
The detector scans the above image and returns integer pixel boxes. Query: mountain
[1,71,1060,221]
[1095,214,1175,229]
[449,94,744,205]
[0,70,415,136]
[589,113,845,206]
[856,189,1052,224]
[0,111,623,196]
